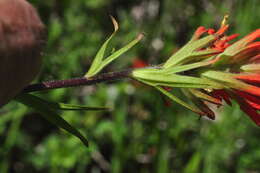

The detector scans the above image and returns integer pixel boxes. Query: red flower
[209,29,260,125]
[132,15,260,125]
[192,22,260,124]
[231,74,260,125]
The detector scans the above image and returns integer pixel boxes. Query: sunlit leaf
[86,16,143,77]
[97,33,144,72]
[202,70,253,90]
[160,59,216,74]
[132,69,223,89]
[86,16,119,77]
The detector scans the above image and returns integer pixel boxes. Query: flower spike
[132,15,260,126]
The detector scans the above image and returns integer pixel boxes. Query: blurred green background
[0,0,260,172]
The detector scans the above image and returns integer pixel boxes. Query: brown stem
[23,70,132,93]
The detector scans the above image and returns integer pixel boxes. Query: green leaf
[138,78,213,89]
[189,89,222,105]
[155,86,204,115]
[182,89,215,119]
[15,94,89,147]
[97,33,144,73]
[190,49,220,58]
[132,69,223,89]
[135,79,210,116]
[160,60,216,74]
[240,64,260,72]
[201,70,252,90]
[46,102,108,111]
[86,16,144,77]
[163,35,216,68]
[86,16,119,77]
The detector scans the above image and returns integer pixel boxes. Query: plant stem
[23,70,132,93]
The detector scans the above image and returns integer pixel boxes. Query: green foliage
[0,0,260,172]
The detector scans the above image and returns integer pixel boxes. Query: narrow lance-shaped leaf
[155,86,205,115]
[159,59,216,74]
[202,70,254,90]
[240,64,260,72]
[189,89,222,105]
[134,77,215,89]
[86,17,144,77]
[86,16,119,77]
[97,33,144,72]
[45,101,108,111]
[15,93,89,147]
[132,69,223,89]
[88,33,144,77]
[136,78,205,115]
[202,70,260,97]
[163,34,216,68]
[182,89,215,119]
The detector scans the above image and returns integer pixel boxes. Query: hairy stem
[23,70,132,93]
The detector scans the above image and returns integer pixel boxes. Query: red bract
[132,58,148,68]
[235,90,260,110]
[233,93,260,125]
[210,28,260,125]
[211,87,260,125]
[218,29,260,64]
[192,26,208,40]
[211,89,232,106]
[231,74,260,125]
[235,74,260,84]
[193,24,238,53]
[191,20,260,124]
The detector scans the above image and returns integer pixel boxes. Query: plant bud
[0,0,46,107]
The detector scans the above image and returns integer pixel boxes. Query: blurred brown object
[0,0,46,107]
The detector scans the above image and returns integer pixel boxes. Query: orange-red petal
[208,28,215,34]
[233,94,260,126]
[234,90,260,110]
[216,25,229,36]
[195,26,207,35]
[242,85,260,97]
[232,41,260,60]
[235,74,260,84]
[243,29,260,44]
[226,34,239,42]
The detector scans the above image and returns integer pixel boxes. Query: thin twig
[23,70,132,93]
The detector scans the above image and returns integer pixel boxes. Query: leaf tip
[109,15,119,32]
[137,32,145,41]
